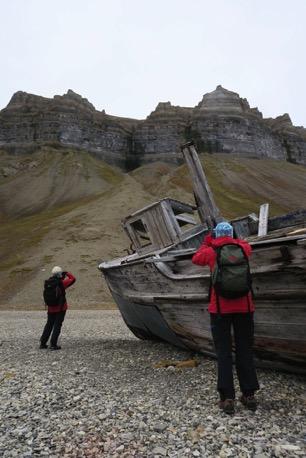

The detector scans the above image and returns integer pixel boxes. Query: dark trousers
[210,313,259,400]
[40,311,66,346]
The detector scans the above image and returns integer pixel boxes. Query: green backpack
[212,243,252,299]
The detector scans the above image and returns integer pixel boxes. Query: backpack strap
[241,247,253,310]
[216,292,221,315]
[213,246,222,315]
[246,293,251,313]
[215,246,222,267]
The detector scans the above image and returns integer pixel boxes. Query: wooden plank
[258,203,269,236]
[154,260,209,280]
[123,223,140,250]
[268,208,306,232]
[145,207,170,248]
[175,214,197,226]
[161,200,181,240]
[133,215,155,252]
[288,227,306,235]
[126,293,207,303]
[148,253,195,262]
[232,218,251,239]
[123,201,161,222]
[181,141,222,228]
[168,199,196,214]
[248,224,306,242]
[123,198,195,223]
[231,213,259,237]
[167,248,196,255]
[251,234,306,246]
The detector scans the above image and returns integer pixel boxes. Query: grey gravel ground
[0,310,305,458]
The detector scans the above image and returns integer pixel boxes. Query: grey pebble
[153,422,168,433]
[0,310,305,458]
[152,446,167,456]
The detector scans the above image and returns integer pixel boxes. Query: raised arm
[62,272,76,289]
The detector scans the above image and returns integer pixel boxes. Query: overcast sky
[1,0,305,126]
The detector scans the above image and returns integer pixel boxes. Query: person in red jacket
[192,222,259,414]
[40,266,76,350]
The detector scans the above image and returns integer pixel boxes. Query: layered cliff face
[0,90,136,169]
[191,86,285,159]
[132,102,192,166]
[0,86,305,168]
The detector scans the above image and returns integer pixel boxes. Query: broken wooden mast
[180,141,223,229]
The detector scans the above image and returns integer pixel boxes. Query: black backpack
[212,243,252,299]
[43,277,65,307]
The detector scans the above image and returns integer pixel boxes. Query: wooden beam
[180,141,222,229]
[258,203,269,236]
[251,234,305,246]
[175,214,197,226]
[268,209,306,232]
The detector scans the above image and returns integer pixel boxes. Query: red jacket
[192,234,254,314]
[48,272,76,313]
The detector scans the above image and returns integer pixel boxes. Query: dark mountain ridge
[0,86,306,170]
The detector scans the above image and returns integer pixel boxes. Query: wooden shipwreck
[99,141,306,374]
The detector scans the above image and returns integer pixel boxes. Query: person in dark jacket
[192,222,259,414]
[40,266,76,350]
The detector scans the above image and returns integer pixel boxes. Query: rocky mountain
[1,86,305,168]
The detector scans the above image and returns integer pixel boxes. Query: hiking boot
[50,345,61,351]
[240,395,257,411]
[219,399,235,415]
[39,343,48,349]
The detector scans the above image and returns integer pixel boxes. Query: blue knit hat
[214,222,233,238]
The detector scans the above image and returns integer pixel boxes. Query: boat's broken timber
[99,141,306,375]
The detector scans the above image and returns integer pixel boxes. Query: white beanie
[51,266,63,277]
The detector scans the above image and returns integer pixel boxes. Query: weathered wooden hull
[100,235,306,374]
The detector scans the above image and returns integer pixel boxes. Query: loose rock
[0,310,305,458]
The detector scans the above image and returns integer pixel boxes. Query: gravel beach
[0,310,305,458]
